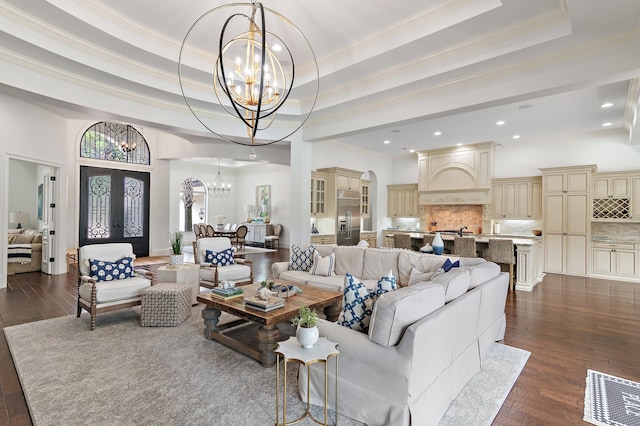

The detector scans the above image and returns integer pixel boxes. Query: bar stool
[393,233,412,250]
[485,239,515,289]
[453,236,476,258]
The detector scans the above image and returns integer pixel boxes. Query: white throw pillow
[310,251,335,277]
[408,267,439,286]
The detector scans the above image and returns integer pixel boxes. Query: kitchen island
[383,229,544,291]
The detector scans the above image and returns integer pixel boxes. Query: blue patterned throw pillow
[372,272,397,300]
[441,258,460,272]
[90,256,135,282]
[341,273,373,333]
[289,244,316,271]
[205,248,235,266]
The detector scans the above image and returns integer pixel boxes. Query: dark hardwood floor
[1,251,639,425]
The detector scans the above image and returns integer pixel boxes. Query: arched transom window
[80,122,150,165]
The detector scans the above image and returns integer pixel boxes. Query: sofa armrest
[271,261,290,279]
[134,269,153,279]
[234,258,252,266]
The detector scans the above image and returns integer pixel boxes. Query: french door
[79,166,150,256]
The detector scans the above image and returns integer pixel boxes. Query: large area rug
[584,369,640,426]
[5,308,529,426]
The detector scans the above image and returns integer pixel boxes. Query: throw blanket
[8,244,32,264]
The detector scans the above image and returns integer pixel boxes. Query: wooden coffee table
[197,282,342,367]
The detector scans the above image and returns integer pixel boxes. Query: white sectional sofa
[271,245,509,426]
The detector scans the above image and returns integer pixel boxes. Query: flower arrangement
[215,214,226,225]
[291,306,318,328]
[169,230,183,255]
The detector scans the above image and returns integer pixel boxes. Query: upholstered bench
[140,282,192,327]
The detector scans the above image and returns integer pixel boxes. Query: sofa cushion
[7,234,15,244]
[333,246,366,277]
[431,269,471,302]
[463,261,501,289]
[306,274,347,292]
[362,249,400,281]
[289,244,316,271]
[200,263,251,283]
[89,256,135,282]
[12,233,34,244]
[79,276,151,303]
[315,244,337,257]
[368,282,445,346]
[31,233,42,243]
[310,251,335,277]
[205,248,235,266]
[278,269,315,285]
[340,273,373,333]
[397,251,446,287]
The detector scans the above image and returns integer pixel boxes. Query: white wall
[7,159,37,230]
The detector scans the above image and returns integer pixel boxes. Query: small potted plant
[291,306,319,349]
[169,230,184,267]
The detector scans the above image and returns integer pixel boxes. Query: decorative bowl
[532,229,542,236]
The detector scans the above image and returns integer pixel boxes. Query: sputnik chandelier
[178,1,319,146]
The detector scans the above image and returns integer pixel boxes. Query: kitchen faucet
[458,226,468,237]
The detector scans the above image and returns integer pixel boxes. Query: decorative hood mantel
[417,142,495,205]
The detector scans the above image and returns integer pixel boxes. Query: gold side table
[275,336,339,426]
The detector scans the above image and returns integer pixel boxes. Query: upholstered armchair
[195,237,253,288]
[77,243,153,330]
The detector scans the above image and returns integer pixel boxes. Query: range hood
[417,142,495,205]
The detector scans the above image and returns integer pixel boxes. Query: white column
[289,135,312,246]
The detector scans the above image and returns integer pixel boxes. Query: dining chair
[264,224,282,249]
[231,225,248,250]
[205,224,216,237]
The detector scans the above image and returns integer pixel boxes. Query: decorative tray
[272,284,297,298]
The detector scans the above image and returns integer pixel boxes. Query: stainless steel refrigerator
[336,190,361,246]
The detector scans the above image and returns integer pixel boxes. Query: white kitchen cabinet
[310,172,327,217]
[541,165,595,276]
[361,180,370,218]
[593,177,629,198]
[310,234,336,244]
[388,184,419,218]
[336,172,361,191]
[492,177,541,219]
[632,177,640,220]
[591,242,638,279]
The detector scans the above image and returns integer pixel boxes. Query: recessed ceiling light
[383,140,390,144]
[601,102,613,108]
[496,120,505,126]
[272,44,282,52]
[512,135,520,139]
[434,131,442,136]
[456,143,463,146]
[409,149,415,153]
[602,122,613,127]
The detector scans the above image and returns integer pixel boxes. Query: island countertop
[383,229,542,246]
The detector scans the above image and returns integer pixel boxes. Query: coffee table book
[244,301,285,312]
[210,291,245,301]
[244,294,284,310]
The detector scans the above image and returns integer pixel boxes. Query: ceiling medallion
[178,1,319,146]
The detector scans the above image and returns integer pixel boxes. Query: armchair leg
[77,304,82,318]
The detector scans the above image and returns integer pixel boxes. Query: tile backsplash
[424,205,483,233]
[592,222,640,242]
